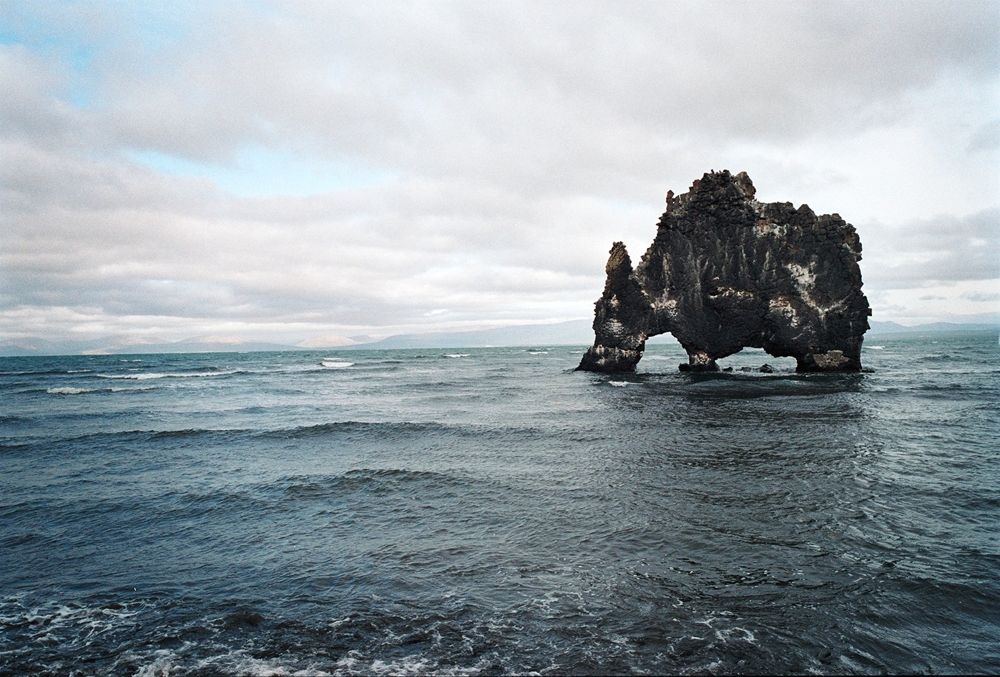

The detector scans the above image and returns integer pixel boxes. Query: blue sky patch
[128,146,394,196]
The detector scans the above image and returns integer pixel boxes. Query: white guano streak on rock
[768,296,800,328]
[785,261,819,319]
[654,297,679,320]
[784,262,847,318]
[755,221,788,237]
[786,262,816,291]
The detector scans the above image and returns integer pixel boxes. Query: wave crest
[321,360,354,368]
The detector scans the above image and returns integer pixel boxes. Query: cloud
[0,1,998,340]
[110,2,998,202]
[968,119,1000,152]
[860,209,1000,322]
[861,209,1000,288]
[964,291,1000,303]
[867,278,1000,324]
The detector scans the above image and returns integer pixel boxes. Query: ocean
[1,333,998,675]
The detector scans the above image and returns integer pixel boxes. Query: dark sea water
[2,333,998,676]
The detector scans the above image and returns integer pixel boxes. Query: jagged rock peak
[576,241,651,373]
[578,170,870,373]
[605,241,632,275]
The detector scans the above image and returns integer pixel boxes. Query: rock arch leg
[576,242,652,373]
[677,350,719,372]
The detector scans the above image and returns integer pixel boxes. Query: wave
[10,421,481,448]
[33,385,154,395]
[0,596,147,671]
[20,421,547,450]
[255,420,549,445]
[149,428,251,441]
[916,354,955,362]
[320,360,354,368]
[130,643,472,677]
[96,371,232,380]
[444,354,470,358]
[282,467,468,501]
[0,368,68,376]
[256,420,453,441]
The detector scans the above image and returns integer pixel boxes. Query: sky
[1,1,998,344]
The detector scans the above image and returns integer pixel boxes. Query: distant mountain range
[867,320,999,335]
[0,335,305,357]
[1,319,996,356]
[339,320,599,350]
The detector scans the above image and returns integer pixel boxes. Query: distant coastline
[2,319,997,357]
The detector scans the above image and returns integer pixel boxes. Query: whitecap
[321,360,353,369]
[444,353,470,358]
[137,651,333,677]
[135,655,174,677]
[97,373,164,380]
[868,345,885,350]
[715,626,757,644]
[47,387,93,395]
[528,351,548,355]
[97,372,227,380]
[609,381,628,387]
[345,654,437,677]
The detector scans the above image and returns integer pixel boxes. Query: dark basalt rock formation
[578,170,871,373]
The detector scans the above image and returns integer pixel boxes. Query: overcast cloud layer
[1,1,998,342]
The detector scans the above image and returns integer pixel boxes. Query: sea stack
[578,170,871,373]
